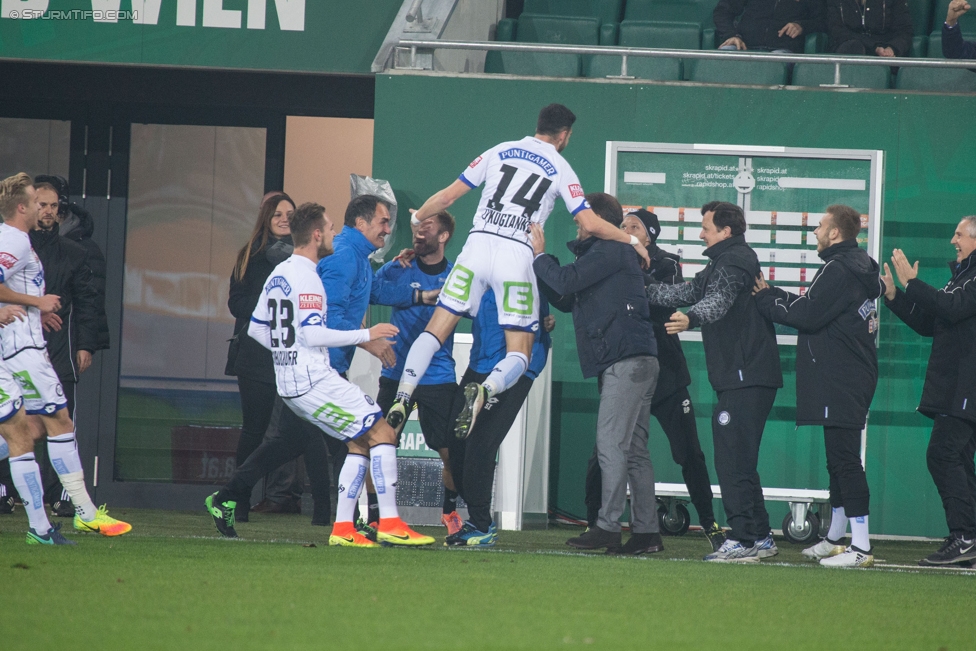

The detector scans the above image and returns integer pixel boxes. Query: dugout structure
[606,142,883,542]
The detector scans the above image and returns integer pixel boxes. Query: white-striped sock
[335,454,368,524]
[47,433,96,521]
[9,453,52,533]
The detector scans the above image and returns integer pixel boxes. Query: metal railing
[395,39,976,86]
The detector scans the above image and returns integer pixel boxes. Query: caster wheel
[658,502,691,536]
[782,511,820,545]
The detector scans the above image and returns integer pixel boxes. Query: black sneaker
[919,533,976,566]
[51,499,75,518]
[606,532,664,556]
[566,525,621,550]
[0,495,14,514]
[205,492,238,538]
[703,521,726,553]
[356,518,378,542]
[385,399,411,433]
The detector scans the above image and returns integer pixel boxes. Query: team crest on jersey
[410,282,421,289]
[469,156,482,168]
[301,313,323,327]
[299,293,323,310]
[0,253,17,269]
[568,183,584,199]
[265,276,292,295]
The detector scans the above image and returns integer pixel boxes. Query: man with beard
[373,211,462,534]
[754,205,882,568]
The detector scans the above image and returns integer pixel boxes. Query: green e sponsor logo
[503,282,534,315]
[313,402,355,434]
[12,371,40,400]
[442,264,474,302]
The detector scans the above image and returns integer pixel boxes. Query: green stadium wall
[372,71,976,538]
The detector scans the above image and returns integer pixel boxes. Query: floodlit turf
[2,509,975,650]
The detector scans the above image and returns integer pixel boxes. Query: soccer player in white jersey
[0,173,130,540]
[206,202,434,547]
[387,104,649,437]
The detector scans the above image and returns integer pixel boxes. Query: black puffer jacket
[226,236,293,383]
[827,0,914,56]
[713,0,827,53]
[645,245,691,403]
[59,203,110,351]
[29,225,100,382]
[885,250,976,425]
[534,237,657,380]
[755,240,882,428]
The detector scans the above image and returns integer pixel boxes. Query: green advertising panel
[0,0,402,73]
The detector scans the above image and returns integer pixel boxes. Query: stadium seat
[522,0,625,23]
[619,20,702,49]
[624,0,719,27]
[895,66,976,91]
[910,35,930,56]
[600,21,620,44]
[791,62,892,89]
[685,56,791,84]
[515,13,602,44]
[908,0,935,36]
[805,32,828,53]
[927,31,976,57]
[583,54,684,79]
[484,51,583,77]
[496,18,517,41]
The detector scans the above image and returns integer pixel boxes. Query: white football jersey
[250,255,336,398]
[0,223,47,359]
[459,136,590,246]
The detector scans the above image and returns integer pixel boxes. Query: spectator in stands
[714,0,826,53]
[534,193,663,555]
[826,0,914,57]
[943,0,976,58]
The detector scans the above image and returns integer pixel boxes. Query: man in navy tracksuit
[646,201,782,563]
[445,289,553,547]
[318,195,440,528]
[373,211,463,533]
[755,205,882,569]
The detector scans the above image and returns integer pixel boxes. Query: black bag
[224,329,243,377]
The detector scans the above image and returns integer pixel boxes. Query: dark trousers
[448,368,534,531]
[712,387,776,546]
[824,426,870,517]
[217,402,335,525]
[584,386,716,528]
[236,377,306,509]
[927,415,976,538]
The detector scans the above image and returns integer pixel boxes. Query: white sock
[9,453,52,533]
[826,506,848,542]
[396,332,442,402]
[482,351,528,397]
[370,443,400,520]
[335,454,368,524]
[47,433,96,521]
[850,515,870,551]
[0,438,8,461]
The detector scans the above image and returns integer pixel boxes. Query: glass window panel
[0,117,70,180]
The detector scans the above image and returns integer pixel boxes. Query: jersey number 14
[487,164,552,217]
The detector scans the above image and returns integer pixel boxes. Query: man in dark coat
[29,179,102,515]
[883,215,976,567]
[827,0,914,57]
[582,209,723,552]
[714,0,826,53]
[754,205,882,569]
[647,201,783,563]
[534,193,663,555]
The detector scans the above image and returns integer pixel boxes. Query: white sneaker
[820,546,874,568]
[754,533,779,558]
[703,538,760,563]
[802,538,846,560]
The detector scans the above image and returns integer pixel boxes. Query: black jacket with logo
[59,204,110,352]
[645,244,692,403]
[827,0,914,56]
[647,234,782,393]
[714,0,827,53]
[534,237,656,380]
[755,240,882,428]
[29,225,100,382]
[885,250,976,425]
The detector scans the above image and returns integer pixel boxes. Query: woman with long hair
[225,193,334,524]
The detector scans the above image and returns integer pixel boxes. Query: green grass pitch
[2,508,974,650]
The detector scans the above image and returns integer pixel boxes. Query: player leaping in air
[206,202,433,547]
[387,104,649,438]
